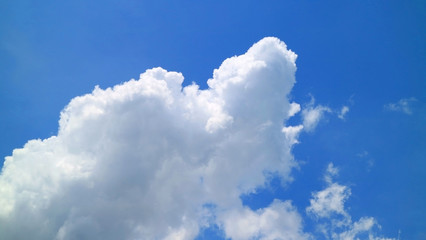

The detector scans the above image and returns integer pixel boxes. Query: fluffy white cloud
[307,164,396,240]
[0,37,395,240]
[0,37,304,239]
[288,102,301,117]
[282,125,304,145]
[384,97,417,115]
[307,163,350,219]
[221,200,309,240]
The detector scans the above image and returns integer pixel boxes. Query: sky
[0,1,425,239]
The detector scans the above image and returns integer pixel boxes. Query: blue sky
[0,1,425,239]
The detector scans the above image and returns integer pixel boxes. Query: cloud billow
[0,37,307,239]
[0,37,394,240]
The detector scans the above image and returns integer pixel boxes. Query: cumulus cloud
[384,97,417,115]
[0,37,395,240]
[307,163,396,240]
[0,37,304,240]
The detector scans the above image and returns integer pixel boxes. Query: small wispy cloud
[300,99,351,131]
[301,96,332,132]
[357,150,375,171]
[384,97,417,115]
[338,106,350,120]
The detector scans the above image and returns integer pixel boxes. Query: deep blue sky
[1,1,425,239]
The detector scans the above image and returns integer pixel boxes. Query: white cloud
[307,164,396,240]
[0,37,395,240]
[301,98,332,132]
[221,200,309,240]
[338,106,350,119]
[306,183,350,218]
[282,125,304,145]
[384,97,417,115]
[324,162,339,184]
[288,102,301,117]
[0,37,302,240]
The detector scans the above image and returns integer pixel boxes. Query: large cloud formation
[0,37,392,240]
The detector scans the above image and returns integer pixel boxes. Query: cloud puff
[301,97,332,132]
[288,102,301,117]
[221,200,309,240]
[307,163,350,218]
[384,97,417,115]
[338,106,350,120]
[0,37,304,239]
[307,163,395,240]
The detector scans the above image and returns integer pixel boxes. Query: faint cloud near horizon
[384,97,417,115]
